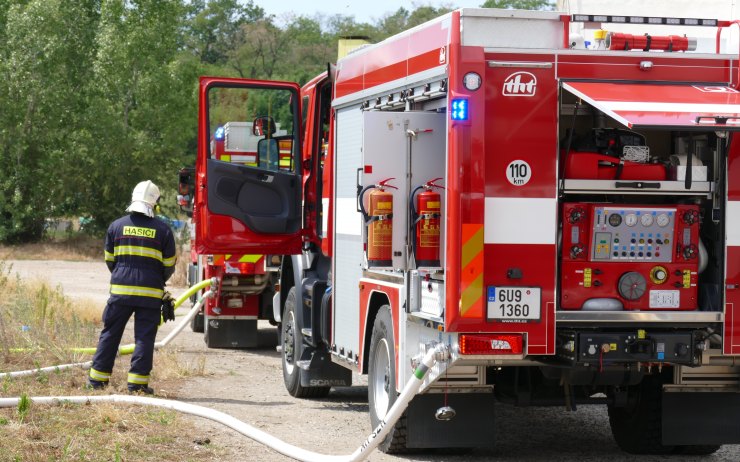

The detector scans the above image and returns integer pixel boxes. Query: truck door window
[208,86,296,172]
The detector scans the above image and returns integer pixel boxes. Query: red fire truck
[179,120,287,347]
[195,8,740,454]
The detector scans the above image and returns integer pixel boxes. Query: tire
[190,310,204,333]
[281,287,330,398]
[608,374,674,455]
[368,305,407,453]
[673,445,722,456]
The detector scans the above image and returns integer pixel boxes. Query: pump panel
[561,203,700,311]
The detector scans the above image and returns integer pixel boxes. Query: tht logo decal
[503,72,537,97]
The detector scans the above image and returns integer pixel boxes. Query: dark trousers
[91,302,159,380]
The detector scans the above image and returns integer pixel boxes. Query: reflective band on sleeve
[104,251,114,262]
[110,284,164,299]
[163,255,177,267]
[127,373,149,385]
[114,245,163,262]
[89,368,111,381]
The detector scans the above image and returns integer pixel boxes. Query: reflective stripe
[163,255,177,267]
[110,284,164,299]
[104,250,114,262]
[127,373,149,385]
[89,368,111,381]
[114,245,163,262]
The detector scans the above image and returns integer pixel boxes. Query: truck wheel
[281,287,330,398]
[608,374,674,454]
[673,445,721,456]
[368,305,407,453]
[190,311,204,333]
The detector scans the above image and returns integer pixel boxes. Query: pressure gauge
[640,214,654,227]
[608,213,622,227]
[656,213,670,227]
[625,213,637,227]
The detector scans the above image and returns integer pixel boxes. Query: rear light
[459,334,523,355]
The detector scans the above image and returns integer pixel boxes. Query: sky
[260,0,486,24]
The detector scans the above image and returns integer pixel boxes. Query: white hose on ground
[0,344,449,462]
[0,287,215,380]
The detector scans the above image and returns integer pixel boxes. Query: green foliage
[481,0,555,9]
[17,393,30,423]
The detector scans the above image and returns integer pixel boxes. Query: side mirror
[178,167,195,195]
[253,116,277,137]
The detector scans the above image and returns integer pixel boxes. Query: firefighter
[87,180,177,394]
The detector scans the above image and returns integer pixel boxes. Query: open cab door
[195,77,303,255]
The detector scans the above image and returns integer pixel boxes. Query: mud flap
[663,390,740,445]
[406,392,496,448]
[204,318,257,348]
[298,349,352,388]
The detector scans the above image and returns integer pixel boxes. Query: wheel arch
[361,290,392,374]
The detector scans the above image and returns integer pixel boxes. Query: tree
[0,0,99,242]
[184,0,265,65]
[481,0,555,9]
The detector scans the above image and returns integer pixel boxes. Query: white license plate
[487,287,541,322]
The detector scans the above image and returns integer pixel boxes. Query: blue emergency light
[214,126,225,140]
[451,99,468,121]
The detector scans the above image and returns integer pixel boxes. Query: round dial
[608,213,622,227]
[618,272,647,301]
[624,213,638,227]
[656,213,670,227]
[640,214,654,227]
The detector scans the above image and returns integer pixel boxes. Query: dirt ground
[5,260,740,461]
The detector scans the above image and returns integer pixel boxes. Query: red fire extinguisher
[411,178,444,267]
[359,178,397,267]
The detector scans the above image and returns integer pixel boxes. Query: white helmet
[126,180,160,217]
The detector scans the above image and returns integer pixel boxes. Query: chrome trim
[488,61,553,69]
[557,311,723,323]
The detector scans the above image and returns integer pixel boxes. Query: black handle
[615,181,661,189]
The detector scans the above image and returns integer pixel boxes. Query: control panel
[591,206,679,262]
[561,203,700,311]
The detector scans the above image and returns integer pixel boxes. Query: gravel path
[5,260,740,461]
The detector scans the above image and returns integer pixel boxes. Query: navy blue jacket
[104,213,177,309]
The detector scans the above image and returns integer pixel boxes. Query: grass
[0,234,103,261]
[0,260,219,461]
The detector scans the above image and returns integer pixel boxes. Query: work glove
[161,291,176,323]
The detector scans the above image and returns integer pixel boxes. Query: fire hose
[0,343,449,462]
[1,274,452,461]
[0,278,217,380]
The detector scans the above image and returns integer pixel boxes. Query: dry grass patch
[0,261,218,462]
[0,234,103,261]
[0,399,225,461]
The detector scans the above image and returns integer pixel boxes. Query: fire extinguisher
[359,178,397,267]
[410,178,444,267]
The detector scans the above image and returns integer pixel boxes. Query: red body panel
[358,281,401,377]
[334,15,451,99]
[556,54,731,84]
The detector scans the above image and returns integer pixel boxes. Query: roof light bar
[571,14,717,27]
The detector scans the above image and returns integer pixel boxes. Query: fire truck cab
[196,9,740,454]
